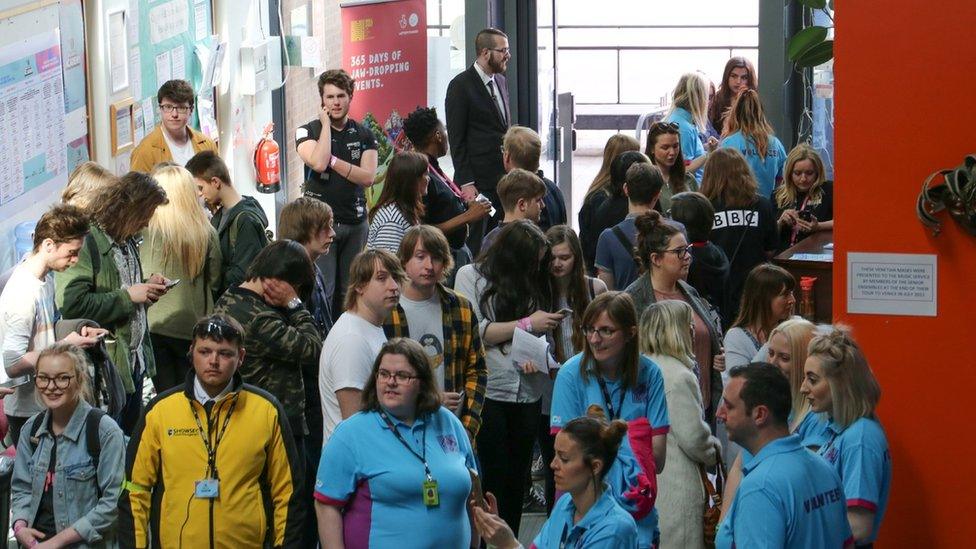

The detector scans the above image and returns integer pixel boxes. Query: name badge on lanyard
[195,479,219,499]
[190,396,238,500]
[380,410,440,507]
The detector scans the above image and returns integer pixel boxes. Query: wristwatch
[287,297,303,311]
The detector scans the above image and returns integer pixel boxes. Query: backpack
[229,210,272,251]
[27,408,107,496]
[54,319,127,423]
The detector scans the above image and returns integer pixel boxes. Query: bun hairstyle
[634,210,680,271]
[807,326,881,428]
[562,415,629,485]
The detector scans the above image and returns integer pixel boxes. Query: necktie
[486,80,506,124]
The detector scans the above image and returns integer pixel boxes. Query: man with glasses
[446,27,512,257]
[131,79,217,172]
[119,314,304,548]
[596,162,686,290]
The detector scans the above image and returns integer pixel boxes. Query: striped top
[366,203,413,253]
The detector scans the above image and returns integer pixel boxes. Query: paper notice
[194,1,208,41]
[155,50,172,86]
[510,327,551,374]
[171,45,186,80]
[141,98,155,134]
[128,48,141,99]
[149,0,189,44]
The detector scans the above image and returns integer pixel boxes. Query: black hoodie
[211,196,270,295]
[687,242,731,330]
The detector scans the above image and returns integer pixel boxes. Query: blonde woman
[61,161,119,213]
[720,89,786,198]
[663,73,719,181]
[774,144,833,249]
[140,164,222,392]
[639,300,720,549]
[10,344,125,548]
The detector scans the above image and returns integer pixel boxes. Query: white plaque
[847,252,937,316]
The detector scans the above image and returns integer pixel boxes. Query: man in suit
[446,27,511,257]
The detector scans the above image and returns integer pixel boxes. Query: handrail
[635,106,670,142]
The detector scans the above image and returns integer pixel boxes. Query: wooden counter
[773,231,833,324]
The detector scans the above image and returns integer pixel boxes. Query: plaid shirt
[384,284,487,438]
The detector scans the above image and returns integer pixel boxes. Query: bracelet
[329,156,338,169]
[345,164,353,178]
[517,317,532,332]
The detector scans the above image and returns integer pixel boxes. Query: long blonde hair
[767,318,817,430]
[584,134,640,202]
[667,73,709,132]
[775,144,827,209]
[723,89,775,158]
[146,165,213,279]
[638,300,695,369]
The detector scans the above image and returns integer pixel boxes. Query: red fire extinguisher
[254,123,281,193]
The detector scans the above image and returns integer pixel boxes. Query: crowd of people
[0,26,889,549]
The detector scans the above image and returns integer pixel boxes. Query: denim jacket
[11,400,125,547]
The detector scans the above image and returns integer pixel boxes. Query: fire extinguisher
[254,122,281,193]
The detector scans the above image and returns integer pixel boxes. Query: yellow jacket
[130,125,217,173]
[118,373,304,548]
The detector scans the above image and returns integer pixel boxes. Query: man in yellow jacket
[118,314,304,548]
[130,79,217,172]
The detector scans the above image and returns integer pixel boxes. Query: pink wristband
[13,521,26,534]
[329,156,338,169]
[517,317,532,332]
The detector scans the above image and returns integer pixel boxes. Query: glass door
[536,0,558,182]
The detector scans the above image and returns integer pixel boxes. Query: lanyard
[595,374,625,420]
[379,410,433,481]
[189,395,239,477]
[427,161,464,199]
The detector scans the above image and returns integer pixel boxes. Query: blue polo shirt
[531,487,639,549]
[552,353,670,548]
[819,417,891,544]
[716,434,852,549]
[664,107,706,181]
[741,410,830,464]
[314,407,476,548]
[720,131,786,199]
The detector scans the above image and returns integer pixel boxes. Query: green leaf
[795,40,834,67]
[798,0,827,8]
[788,26,829,61]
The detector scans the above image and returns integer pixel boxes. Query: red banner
[341,0,427,155]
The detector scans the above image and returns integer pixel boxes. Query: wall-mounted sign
[847,252,937,316]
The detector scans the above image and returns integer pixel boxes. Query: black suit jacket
[445,65,510,192]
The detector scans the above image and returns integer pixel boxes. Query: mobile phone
[165,279,181,289]
[0,376,32,389]
[798,209,816,222]
[468,468,486,509]
[557,307,573,316]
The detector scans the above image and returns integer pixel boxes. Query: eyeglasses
[377,369,419,383]
[159,104,192,114]
[658,245,693,258]
[192,318,241,341]
[583,326,619,339]
[488,47,510,55]
[35,374,75,390]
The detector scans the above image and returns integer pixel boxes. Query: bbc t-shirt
[400,294,446,390]
[296,118,377,224]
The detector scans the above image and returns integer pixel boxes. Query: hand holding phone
[468,468,486,510]
[165,278,182,289]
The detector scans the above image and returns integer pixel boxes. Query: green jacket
[55,225,154,393]
[211,197,269,294]
[139,228,223,340]
[214,286,322,435]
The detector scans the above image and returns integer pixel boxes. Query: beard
[488,55,507,74]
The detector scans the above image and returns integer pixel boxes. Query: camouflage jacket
[214,286,322,435]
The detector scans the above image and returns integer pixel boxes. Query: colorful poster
[341,0,427,164]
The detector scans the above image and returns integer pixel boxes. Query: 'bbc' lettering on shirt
[713,210,760,229]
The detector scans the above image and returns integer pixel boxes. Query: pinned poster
[341,0,426,153]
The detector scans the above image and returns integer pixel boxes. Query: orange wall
[834,2,976,545]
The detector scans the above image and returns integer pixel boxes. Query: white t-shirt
[319,311,388,443]
[400,294,445,390]
[162,128,197,166]
[0,263,56,417]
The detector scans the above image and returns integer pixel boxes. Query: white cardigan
[651,353,720,549]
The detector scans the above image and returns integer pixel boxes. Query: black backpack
[27,408,107,496]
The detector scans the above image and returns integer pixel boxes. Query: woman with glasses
[643,122,700,214]
[367,151,431,253]
[473,415,638,549]
[551,291,669,549]
[662,73,720,185]
[315,338,477,549]
[801,328,890,546]
[140,164,222,393]
[11,344,125,549]
[775,144,833,251]
[719,89,786,199]
[639,300,721,549]
[453,220,564,537]
[625,211,724,426]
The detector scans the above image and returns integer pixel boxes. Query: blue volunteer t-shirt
[716,434,852,549]
[740,410,830,465]
[531,487,639,549]
[664,107,706,181]
[551,353,670,548]
[720,131,786,199]
[819,416,892,544]
[314,407,476,548]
